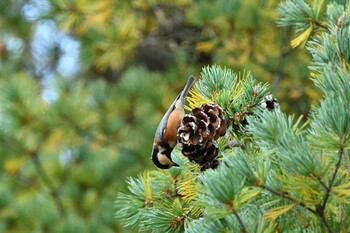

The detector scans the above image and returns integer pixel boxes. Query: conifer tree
[115,1,350,232]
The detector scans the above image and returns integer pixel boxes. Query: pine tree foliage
[116,1,350,232]
[1,0,349,232]
[0,66,173,232]
[43,0,317,114]
[277,0,326,47]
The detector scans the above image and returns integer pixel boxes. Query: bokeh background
[0,0,321,232]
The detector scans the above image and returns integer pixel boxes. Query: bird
[151,76,196,169]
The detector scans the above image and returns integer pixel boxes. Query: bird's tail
[180,75,196,103]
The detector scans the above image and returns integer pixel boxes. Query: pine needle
[186,86,211,111]
[141,171,153,200]
[178,171,199,203]
[333,182,350,196]
[291,25,313,48]
[237,187,261,205]
[264,204,296,221]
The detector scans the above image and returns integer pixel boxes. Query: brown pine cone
[177,103,227,170]
[259,94,279,110]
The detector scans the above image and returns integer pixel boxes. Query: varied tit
[152,76,196,169]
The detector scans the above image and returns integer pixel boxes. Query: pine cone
[259,94,279,110]
[177,103,227,170]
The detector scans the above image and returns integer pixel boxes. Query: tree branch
[316,206,334,233]
[314,21,328,31]
[322,147,343,210]
[316,177,329,191]
[256,184,317,214]
[226,203,248,233]
[315,147,344,233]
[342,151,350,174]
[30,152,66,218]
[233,210,248,233]
[61,113,121,149]
[272,27,293,89]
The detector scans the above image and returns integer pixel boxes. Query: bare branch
[30,152,66,218]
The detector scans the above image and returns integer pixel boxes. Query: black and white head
[151,144,179,169]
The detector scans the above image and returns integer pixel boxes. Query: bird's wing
[154,94,179,143]
[154,76,196,144]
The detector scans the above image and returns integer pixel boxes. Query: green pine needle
[139,199,189,233]
[247,109,320,176]
[223,150,258,184]
[114,192,145,228]
[309,94,350,149]
[277,0,313,32]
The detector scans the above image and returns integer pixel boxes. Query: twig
[270,27,293,89]
[233,210,248,233]
[30,152,66,218]
[322,147,343,210]
[315,147,344,233]
[183,208,193,218]
[314,21,328,31]
[228,140,247,149]
[61,113,113,147]
[256,184,317,214]
[316,206,334,233]
[342,155,350,174]
[225,203,248,233]
[316,177,329,191]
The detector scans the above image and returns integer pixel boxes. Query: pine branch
[228,140,247,149]
[343,155,350,174]
[272,27,293,89]
[233,210,248,233]
[314,20,328,30]
[165,175,182,198]
[316,208,334,233]
[316,177,329,191]
[61,113,114,147]
[225,203,247,233]
[322,147,343,210]
[30,151,66,218]
[256,183,317,215]
[315,147,344,233]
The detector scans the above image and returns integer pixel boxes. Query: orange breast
[161,109,184,147]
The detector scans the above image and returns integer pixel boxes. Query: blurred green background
[0,0,319,232]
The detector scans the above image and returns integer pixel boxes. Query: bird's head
[151,144,179,169]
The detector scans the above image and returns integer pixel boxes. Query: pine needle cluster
[116,1,350,232]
